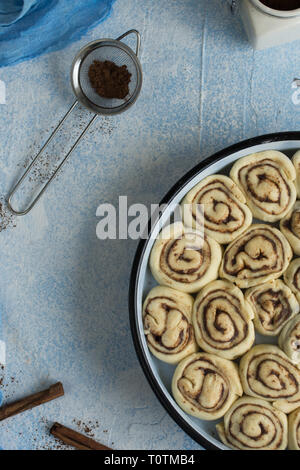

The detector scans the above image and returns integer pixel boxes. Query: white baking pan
[129,132,300,450]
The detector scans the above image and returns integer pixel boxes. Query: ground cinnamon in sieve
[88,60,131,100]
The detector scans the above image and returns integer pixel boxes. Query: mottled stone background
[0,0,299,450]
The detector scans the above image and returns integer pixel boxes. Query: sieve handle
[7,101,98,216]
[116,29,141,57]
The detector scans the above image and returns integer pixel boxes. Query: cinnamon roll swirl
[230,150,296,222]
[150,222,222,293]
[181,175,252,244]
[220,224,292,288]
[143,286,198,364]
[172,352,243,420]
[284,258,300,303]
[278,315,300,365]
[288,407,300,450]
[239,344,300,414]
[292,150,300,199]
[216,397,288,450]
[245,280,299,336]
[193,280,255,360]
[280,201,300,256]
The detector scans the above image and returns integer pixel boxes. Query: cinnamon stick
[50,422,112,450]
[0,382,64,421]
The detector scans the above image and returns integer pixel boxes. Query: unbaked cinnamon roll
[181,175,252,244]
[230,150,296,222]
[220,224,292,288]
[284,258,300,303]
[292,150,300,199]
[150,222,222,293]
[193,280,255,360]
[278,315,300,365]
[172,352,243,421]
[239,344,300,414]
[280,201,300,256]
[216,396,288,451]
[143,286,198,364]
[245,280,299,336]
[288,407,300,450]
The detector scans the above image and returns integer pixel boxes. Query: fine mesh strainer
[8,30,142,216]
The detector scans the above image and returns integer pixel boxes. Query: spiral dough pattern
[278,315,300,365]
[239,345,300,414]
[284,258,300,304]
[181,175,252,244]
[220,224,293,288]
[288,407,300,450]
[216,397,288,450]
[172,352,243,421]
[150,222,222,293]
[193,280,255,360]
[230,150,296,222]
[143,286,198,364]
[280,201,300,256]
[292,150,300,199]
[245,280,299,336]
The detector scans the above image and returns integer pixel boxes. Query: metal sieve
[8,30,142,215]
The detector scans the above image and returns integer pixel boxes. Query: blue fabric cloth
[0,0,115,67]
[0,1,39,26]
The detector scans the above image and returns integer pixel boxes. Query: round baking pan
[129,132,300,450]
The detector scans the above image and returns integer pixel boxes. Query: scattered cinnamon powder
[88,60,131,99]
[72,418,99,438]
[0,364,20,400]
[0,201,16,232]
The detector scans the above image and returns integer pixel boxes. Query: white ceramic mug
[240,0,300,49]
[251,0,300,18]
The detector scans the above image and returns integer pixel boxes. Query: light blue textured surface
[0,0,115,67]
[0,0,299,450]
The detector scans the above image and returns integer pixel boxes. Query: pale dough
[172,352,243,421]
[181,174,252,244]
[150,222,222,293]
[230,150,296,222]
[193,280,255,360]
[143,285,198,364]
[220,224,292,288]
